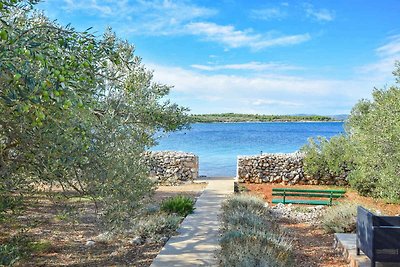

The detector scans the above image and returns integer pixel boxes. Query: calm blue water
[153,122,344,177]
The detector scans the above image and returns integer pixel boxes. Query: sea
[152,122,345,177]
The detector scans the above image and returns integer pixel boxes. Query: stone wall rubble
[237,153,348,186]
[144,151,199,185]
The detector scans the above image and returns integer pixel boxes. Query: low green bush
[160,195,195,217]
[301,135,353,179]
[0,195,24,220]
[220,208,276,234]
[321,202,358,233]
[222,194,267,216]
[219,230,293,267]
[134,213,182,239]
[0,234,32,266]
[218,194,293,267]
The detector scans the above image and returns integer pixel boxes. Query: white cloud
[250,8,287,20]
[357,35,400,82]
[376,35,400,57]
[250,34,311,50]
[146,63,373,114]
[61,0,217,35]
[191,61,302,71]
[251,99,303,107]
[304,3,335,22]
[185,22,310,50]
[62,0,123,16]
[53,0,309,50]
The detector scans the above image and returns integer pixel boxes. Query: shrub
[302,64,400,202]
[0,195,24,221]
[346,86,400,201]
[0,234,31,266]
[160,195,195,217]
[133,213,182,239]
[301,135,353,178]
[222,194,267,216]
[219,230,293,267]
[321,202,358,233]
[218,194,293,267]
[144,204,160,215]
[221,208,274,232]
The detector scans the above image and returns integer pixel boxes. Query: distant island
[191,113,344,123]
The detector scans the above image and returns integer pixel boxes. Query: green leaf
[0,30,7,40]
[13,73,21,80]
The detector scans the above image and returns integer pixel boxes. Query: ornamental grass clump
[321,201,358,233]
[222,194,267,216]
[219,230,293,267]
[133,213,182,239]
[160,195,195,217]
[218,194,293,267]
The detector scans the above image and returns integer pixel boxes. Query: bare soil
[243,183,400,267]
[1,182,206,267]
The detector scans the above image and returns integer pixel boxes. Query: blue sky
[38,0,400,115]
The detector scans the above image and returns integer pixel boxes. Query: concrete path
[334,233,399,267]
[150,177,233,267]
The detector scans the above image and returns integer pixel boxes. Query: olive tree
[346,66,400,200]
[302,62,400,202]
[0,1,189,226]
[301,135,354,179]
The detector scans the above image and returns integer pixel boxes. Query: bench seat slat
[272,192,344,198]
[272,199,336,205]
[272,188,346,193]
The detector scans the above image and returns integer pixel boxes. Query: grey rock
[85,240,95,247]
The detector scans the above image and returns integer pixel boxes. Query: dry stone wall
[237,153,348,186]
[144,151,199,185]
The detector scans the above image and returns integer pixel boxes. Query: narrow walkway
[150,177,233,267]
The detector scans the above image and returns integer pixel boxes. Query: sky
[38,0,400,115]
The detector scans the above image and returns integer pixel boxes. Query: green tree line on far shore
[191,113,335,123]
[301,62,400,202]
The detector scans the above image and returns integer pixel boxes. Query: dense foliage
[0,0,189,226]
[301,135,353,179]
[302,63,400,202]
[346,72,400,200]
[192,113,334,123]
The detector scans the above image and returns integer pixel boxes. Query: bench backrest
[272,188,346,194]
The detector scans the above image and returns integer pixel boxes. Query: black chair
[356,206,400,267]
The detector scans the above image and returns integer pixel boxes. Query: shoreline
[190,120,344,124]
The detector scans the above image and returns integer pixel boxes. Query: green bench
[272,188,346,206]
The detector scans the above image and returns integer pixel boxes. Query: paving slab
[150,177,233,267]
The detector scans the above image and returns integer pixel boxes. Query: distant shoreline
[191,120,343,124]
[190,113,345,123]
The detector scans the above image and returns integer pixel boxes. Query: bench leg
[356,247,360,256]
